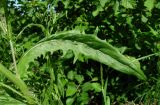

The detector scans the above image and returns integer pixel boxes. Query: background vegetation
[0,0,160,104]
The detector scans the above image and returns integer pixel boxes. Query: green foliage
[0,64,36,104]
[0,93,25,105]
[121,0,136,9]
[144,0,155,11]
[0,0,160,104]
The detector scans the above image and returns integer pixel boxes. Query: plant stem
[100,65,106,105]
[9,40,19,78]
[134,52,160,61]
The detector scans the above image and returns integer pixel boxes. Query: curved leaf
[43,31,146,80]
[17,33,146,80]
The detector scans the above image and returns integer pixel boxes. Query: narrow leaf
[0,63,36,104]
[18,32,146,80]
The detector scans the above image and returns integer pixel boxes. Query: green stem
[9,40,19,78]
[7,21,19,77]
[100,65,104,88]
[134,52,160,61]
[100,65,106,105]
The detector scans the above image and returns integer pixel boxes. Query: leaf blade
[18,32,146,80]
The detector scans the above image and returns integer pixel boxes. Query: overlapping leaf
[17,31,146,80]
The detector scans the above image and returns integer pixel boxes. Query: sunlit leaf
[91,83,101,92]
[141,15,148,23]
[99,0,111,7]
[82,82,101,92]
[144,0,155,11]
[113,1,119,16]
[92,6,103,17]
[66,83,77,97]
[66,97,75,105]
[78,92,89,104]
[0,94,26,105]
[155,2,160,9]
[82,82,92,92]
[121,0,136,9]
[75,74,84,84]
[67,70,75,80]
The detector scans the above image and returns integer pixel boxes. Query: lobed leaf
[44,31,146,80]
[17,32,146,80]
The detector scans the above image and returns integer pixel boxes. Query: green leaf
[148,25,158,36]
[99,0,111,7]
[82,82,92,92]
[0,94,26,105]
[66,83,77,97]
[66,97,75,105]
[82,82,101,92]
[125,56,141,70]
[62,0,70,9]
[0,63,36,104]
[155,2,160,9]
[106,96,110,105]
[78,92,89,104]
[75,74,84,84]
[17,31,146,80]
[141,15,148,23]
[50,31,146,80]
[92,6,103,17]
[113,1,119,16]
[121,0,136,9]
[144,0,155,11]
[91,83,102,92]
[67,71,75,80]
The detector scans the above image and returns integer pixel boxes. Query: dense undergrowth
[0,0,160,105]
